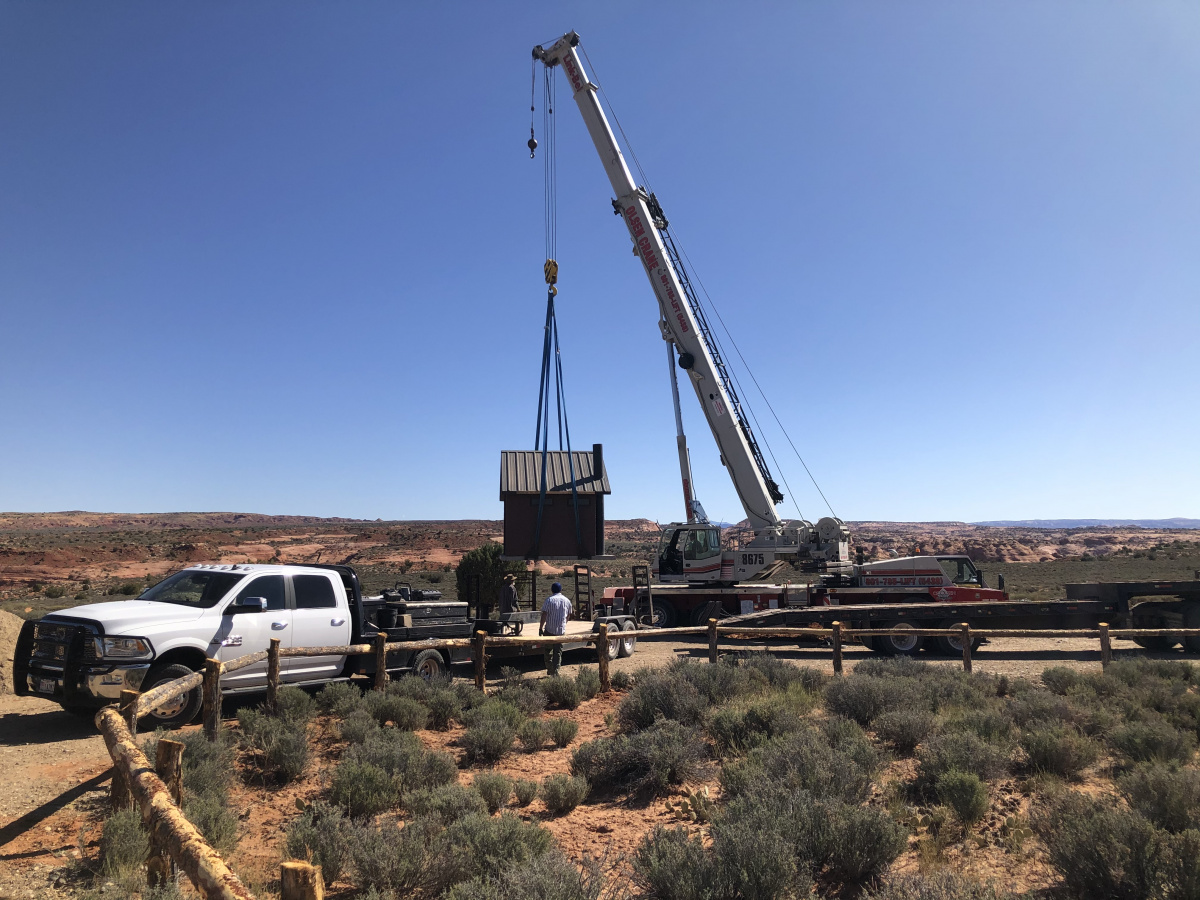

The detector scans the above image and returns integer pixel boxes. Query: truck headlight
[95,637,154,660]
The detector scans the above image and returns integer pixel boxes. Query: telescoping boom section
[533,32,849,583]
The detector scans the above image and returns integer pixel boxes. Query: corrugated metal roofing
[499,450,611,497]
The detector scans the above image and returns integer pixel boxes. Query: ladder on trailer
[574,565,594,620]
[632,564,656,627]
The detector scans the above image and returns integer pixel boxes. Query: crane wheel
[652,600,677,629]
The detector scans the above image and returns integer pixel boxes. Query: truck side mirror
[228,596,267,614]
[998,573,1006,592]
[978,571,987,588]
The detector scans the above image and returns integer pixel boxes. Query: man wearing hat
[499,573,519,616]
[539,581,573,676]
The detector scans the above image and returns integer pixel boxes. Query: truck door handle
[331,618,345,627]
[271,622,288,630]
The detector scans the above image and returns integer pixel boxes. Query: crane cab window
[683,528,722,561]
[937,557,980,585]
[659,528,684,576]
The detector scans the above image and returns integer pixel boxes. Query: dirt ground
[0,632,1168,898]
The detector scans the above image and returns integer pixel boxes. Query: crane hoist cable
[529,65,585,561]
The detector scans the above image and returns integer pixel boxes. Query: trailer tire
[604,628,622,661]
[936,620,982,655]
[139,663,203,729]
[618,620,637,657]
[876,621,923,656]
[652,600,677,630]
[411,649,447,680]
[1183,603,1200,654]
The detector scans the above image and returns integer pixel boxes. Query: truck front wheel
[139,663,203,729]
[411,649,447,680]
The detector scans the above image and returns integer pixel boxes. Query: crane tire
[618,620,637,657]
[876,621,923,657]
[935,620,982,656]
[652,600,677,630]
[139,663,203,729]
[411,649,447,680]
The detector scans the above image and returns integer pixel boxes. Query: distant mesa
[973,518,1200,529]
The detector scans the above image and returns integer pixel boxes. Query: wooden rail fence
[98,620,1200,898]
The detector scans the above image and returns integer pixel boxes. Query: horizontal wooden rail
[94,707,256,900]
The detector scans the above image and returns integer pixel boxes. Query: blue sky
[1,2,1197,524]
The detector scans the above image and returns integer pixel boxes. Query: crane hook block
[544,259,558,286]
[528,136,537,158]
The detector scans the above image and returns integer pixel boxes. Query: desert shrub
[571,721,705,799]
[575,666,601,700]
[1164,830,1200,900]
[340,708,380,744]
[426,688,464,730]
[820,800,909,884]
[727,651,818,691]
[462,719,516,766]
[1107,658,1195,688]
[633,826,715,900]
[611,670,632,690]
[874,708,936,756]
[539,676,582,711]
[548,716,579,748]
[707,689,811,756]
[183,793,239,851]
[863,872,1018,900]
[445,850,604,900]
[670,657,760,705]
[237,708,310,783]
[367,694,429,730]
[1108,719,1196,764]
[617,671,706,732]
[937,770,989,825]
[495,683,548,718]
[1042,666,1085,696]
[722,725,879,805]
[461,699,525,730]
[1009,689,1077,729]
[918,731,1009,784]
[274,686,315,724]
[518,718,549,752]
[387,673,435,703]
[1020,726,1099,778]
[820,715,881,773]
[540,774,588,815]
[350,819,436,895]
[44,584,66,599]
[330,759,399,818]
[406,783,488,825]
[285,800,352,883]
[474,772,514,814]
[513,778,538,807]
[1119,764,1200,833]
[100,808,148,875]
[825,674,924,727]
[429,813,554,893]
[1034,791,1164,900]
[942,707,1015,746]
[317,681,364,717]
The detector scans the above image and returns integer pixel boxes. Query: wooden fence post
[373,632,388,692]
[596,624,611,692]
[960,623,973,674]
[708,619,719,664]
[281,860,326,900]
[1099,622,1112,669]
[202,658,221,741]
[120,689,139,741]
[831,622,843,676]
[473,631,488,694]
[267,637,281,710]
[148,739,185,886]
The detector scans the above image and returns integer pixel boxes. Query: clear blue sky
[2,2,1197,524]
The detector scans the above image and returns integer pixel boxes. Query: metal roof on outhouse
[499,450,611,498]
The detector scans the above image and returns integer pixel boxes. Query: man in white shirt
[539,582,572,676]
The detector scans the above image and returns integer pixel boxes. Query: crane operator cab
[937,556,983,586]
[659,525,722,580]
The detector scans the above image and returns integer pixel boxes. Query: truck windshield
[139,571,245,608]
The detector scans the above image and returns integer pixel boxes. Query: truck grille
[31,621,97,666]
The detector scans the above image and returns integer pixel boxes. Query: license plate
[36,678,57,694]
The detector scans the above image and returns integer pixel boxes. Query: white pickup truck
[13,563,473,727]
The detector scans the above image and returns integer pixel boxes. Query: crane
[533,31,851,584]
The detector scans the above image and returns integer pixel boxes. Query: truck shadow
[0,707,99,747]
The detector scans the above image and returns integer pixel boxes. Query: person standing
[499,573,519,616]
[539,581,572,676]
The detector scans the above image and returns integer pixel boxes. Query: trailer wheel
[936,620,982,655]
[1183,603,1200,654]
[618,620,637,657]
[876,622,923,656]
[411,649,447,680]
[604,628,622,661]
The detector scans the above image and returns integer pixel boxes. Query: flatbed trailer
[680,580,1200,656]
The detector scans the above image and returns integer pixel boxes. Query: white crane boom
[534,32,850,582]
